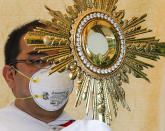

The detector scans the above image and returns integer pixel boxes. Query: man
[0,20,111,131]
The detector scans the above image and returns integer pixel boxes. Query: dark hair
[4,20,46,66]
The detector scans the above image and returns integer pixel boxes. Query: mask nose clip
[32,77,40,83]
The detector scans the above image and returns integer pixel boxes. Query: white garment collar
[48,111,73,126]
[6,102,73,126]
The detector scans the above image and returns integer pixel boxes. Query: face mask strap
[16,95,43,100]
[10,66,40,83]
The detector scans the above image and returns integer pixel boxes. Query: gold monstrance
[25,0,165,125]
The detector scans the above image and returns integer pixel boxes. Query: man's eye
[29,59,44,64]
[35,59,42,64]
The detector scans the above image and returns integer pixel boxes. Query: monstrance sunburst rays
[25,0,165,125]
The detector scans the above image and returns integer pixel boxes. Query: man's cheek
[16,77,30,93]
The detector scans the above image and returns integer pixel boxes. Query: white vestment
[0,102,111,131]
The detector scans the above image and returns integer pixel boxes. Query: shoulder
[0,103,28,128]
[0,102,17,118]
[0,123,8,131]
[0,106,12,131]
[61,120,111,131]
[0,104,17,125]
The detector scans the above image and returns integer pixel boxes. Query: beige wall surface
[0,0,165,131]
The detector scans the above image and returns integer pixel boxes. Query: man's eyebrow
[27,51,47,56]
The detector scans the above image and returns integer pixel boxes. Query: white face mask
[14,66,74,111]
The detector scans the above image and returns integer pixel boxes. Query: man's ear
[3,65,16,89]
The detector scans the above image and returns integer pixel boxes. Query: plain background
[0,0,165,131]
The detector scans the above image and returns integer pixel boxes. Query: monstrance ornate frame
[25,0,165,125]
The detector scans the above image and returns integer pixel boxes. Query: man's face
[3,31,67,121]
[12,34,48,98]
